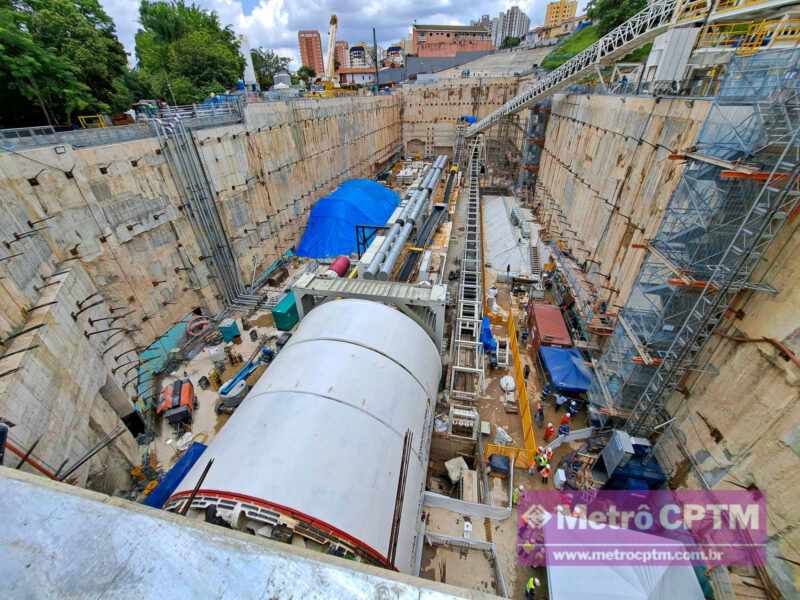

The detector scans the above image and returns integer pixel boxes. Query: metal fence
[1,100,244,152]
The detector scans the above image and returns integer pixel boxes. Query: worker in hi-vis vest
[526,576,540,599]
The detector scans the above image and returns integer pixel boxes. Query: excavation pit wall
[537,91,800,597]
[0,95,400,489]
[402,79,523,157]
[536,93,711,308]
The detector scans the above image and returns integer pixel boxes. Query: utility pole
[372,28,380,93]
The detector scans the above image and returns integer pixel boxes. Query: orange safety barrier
[508,313,537,457]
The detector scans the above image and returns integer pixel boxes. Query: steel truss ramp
[465,0,680,138]
[292,273,447,347]
[449,137,487,402]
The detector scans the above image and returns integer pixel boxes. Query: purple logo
[517,490,766,566]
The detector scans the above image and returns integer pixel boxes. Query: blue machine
[596,430,667,491]
[216,346,274,414]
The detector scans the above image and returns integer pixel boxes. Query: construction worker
[535,401,545,427]
[559,412,571,436]
[512,484,524,506]
[544,422,556,442]
[541,463,552,485]
[526,575,540,600]
[536,450,548,470]
[544,446,553,462]
[523,363,531,382]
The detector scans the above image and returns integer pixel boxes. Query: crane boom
[325,14,338,82]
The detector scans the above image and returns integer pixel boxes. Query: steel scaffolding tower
[585,49,800,436]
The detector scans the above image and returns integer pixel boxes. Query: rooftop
[413,24,491,32]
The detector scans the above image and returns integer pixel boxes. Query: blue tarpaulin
[296,179,399,258]
[539,346,592,393]
[480,317,497,353]
[143,442,207,509]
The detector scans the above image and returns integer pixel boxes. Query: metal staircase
[621,51,800,436]
[465,0,680,138]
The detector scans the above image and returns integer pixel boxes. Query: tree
[135,0,245,104]
[501,36,521,49]
[296,66,316,86]
[251,48,291,89]
[588,0,647,35]
[0,0,130,126]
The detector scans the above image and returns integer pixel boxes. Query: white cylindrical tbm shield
[167,298,441,573]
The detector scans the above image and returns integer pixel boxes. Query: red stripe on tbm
[167,488,395,570]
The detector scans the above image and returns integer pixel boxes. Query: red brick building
[411,24,493,58]
[334,40,349,70]
[298,30,324,76]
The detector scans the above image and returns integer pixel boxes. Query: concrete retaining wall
[0,95,401,491]
[536,93,710,308]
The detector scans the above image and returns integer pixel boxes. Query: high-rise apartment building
[544,0,578,27]
[298,30,324,75]
[334,40,349,69]
[491,6,530,48]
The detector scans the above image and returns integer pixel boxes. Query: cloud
[102,0,590,69]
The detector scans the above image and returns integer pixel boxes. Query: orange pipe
[4,440,56,479]
[717,333,800,370]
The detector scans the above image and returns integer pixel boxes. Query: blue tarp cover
[480,317,497,353]
[539,346,592,393]
[296,179,399,258]
[143,442,207,508]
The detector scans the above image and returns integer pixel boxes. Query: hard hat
[535,578,541,586]
[547,422,553,427]
[520,485,525,490]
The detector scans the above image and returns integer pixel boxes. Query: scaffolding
[585,49,800,436]
[448,138,486,402]
[515,102,550,203]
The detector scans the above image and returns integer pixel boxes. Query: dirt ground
[151,311,281,469]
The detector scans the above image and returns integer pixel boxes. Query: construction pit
[1,31,800,600]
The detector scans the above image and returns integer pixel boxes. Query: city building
[471,14,492,29]
[273,70,292,87]
[349,43,373,67]
[337,66,377,86]
[298,30,324,75]
[544,0,578,27]
[411,24,493,58]
[334,40,349,70]
[385,44,404,67]
[491,6,531,48]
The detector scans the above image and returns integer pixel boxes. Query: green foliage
[135,0,245,104]
[251,48,292,89]
[621,42,652,63]
[296,65,316,85]
[0,0,130,126]
[501,36,522,49]
[588,0,647,36]
[541,25,601,70]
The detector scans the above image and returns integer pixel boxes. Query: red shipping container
[527,303,572,352]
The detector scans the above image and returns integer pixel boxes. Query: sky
[103,0,589,69]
